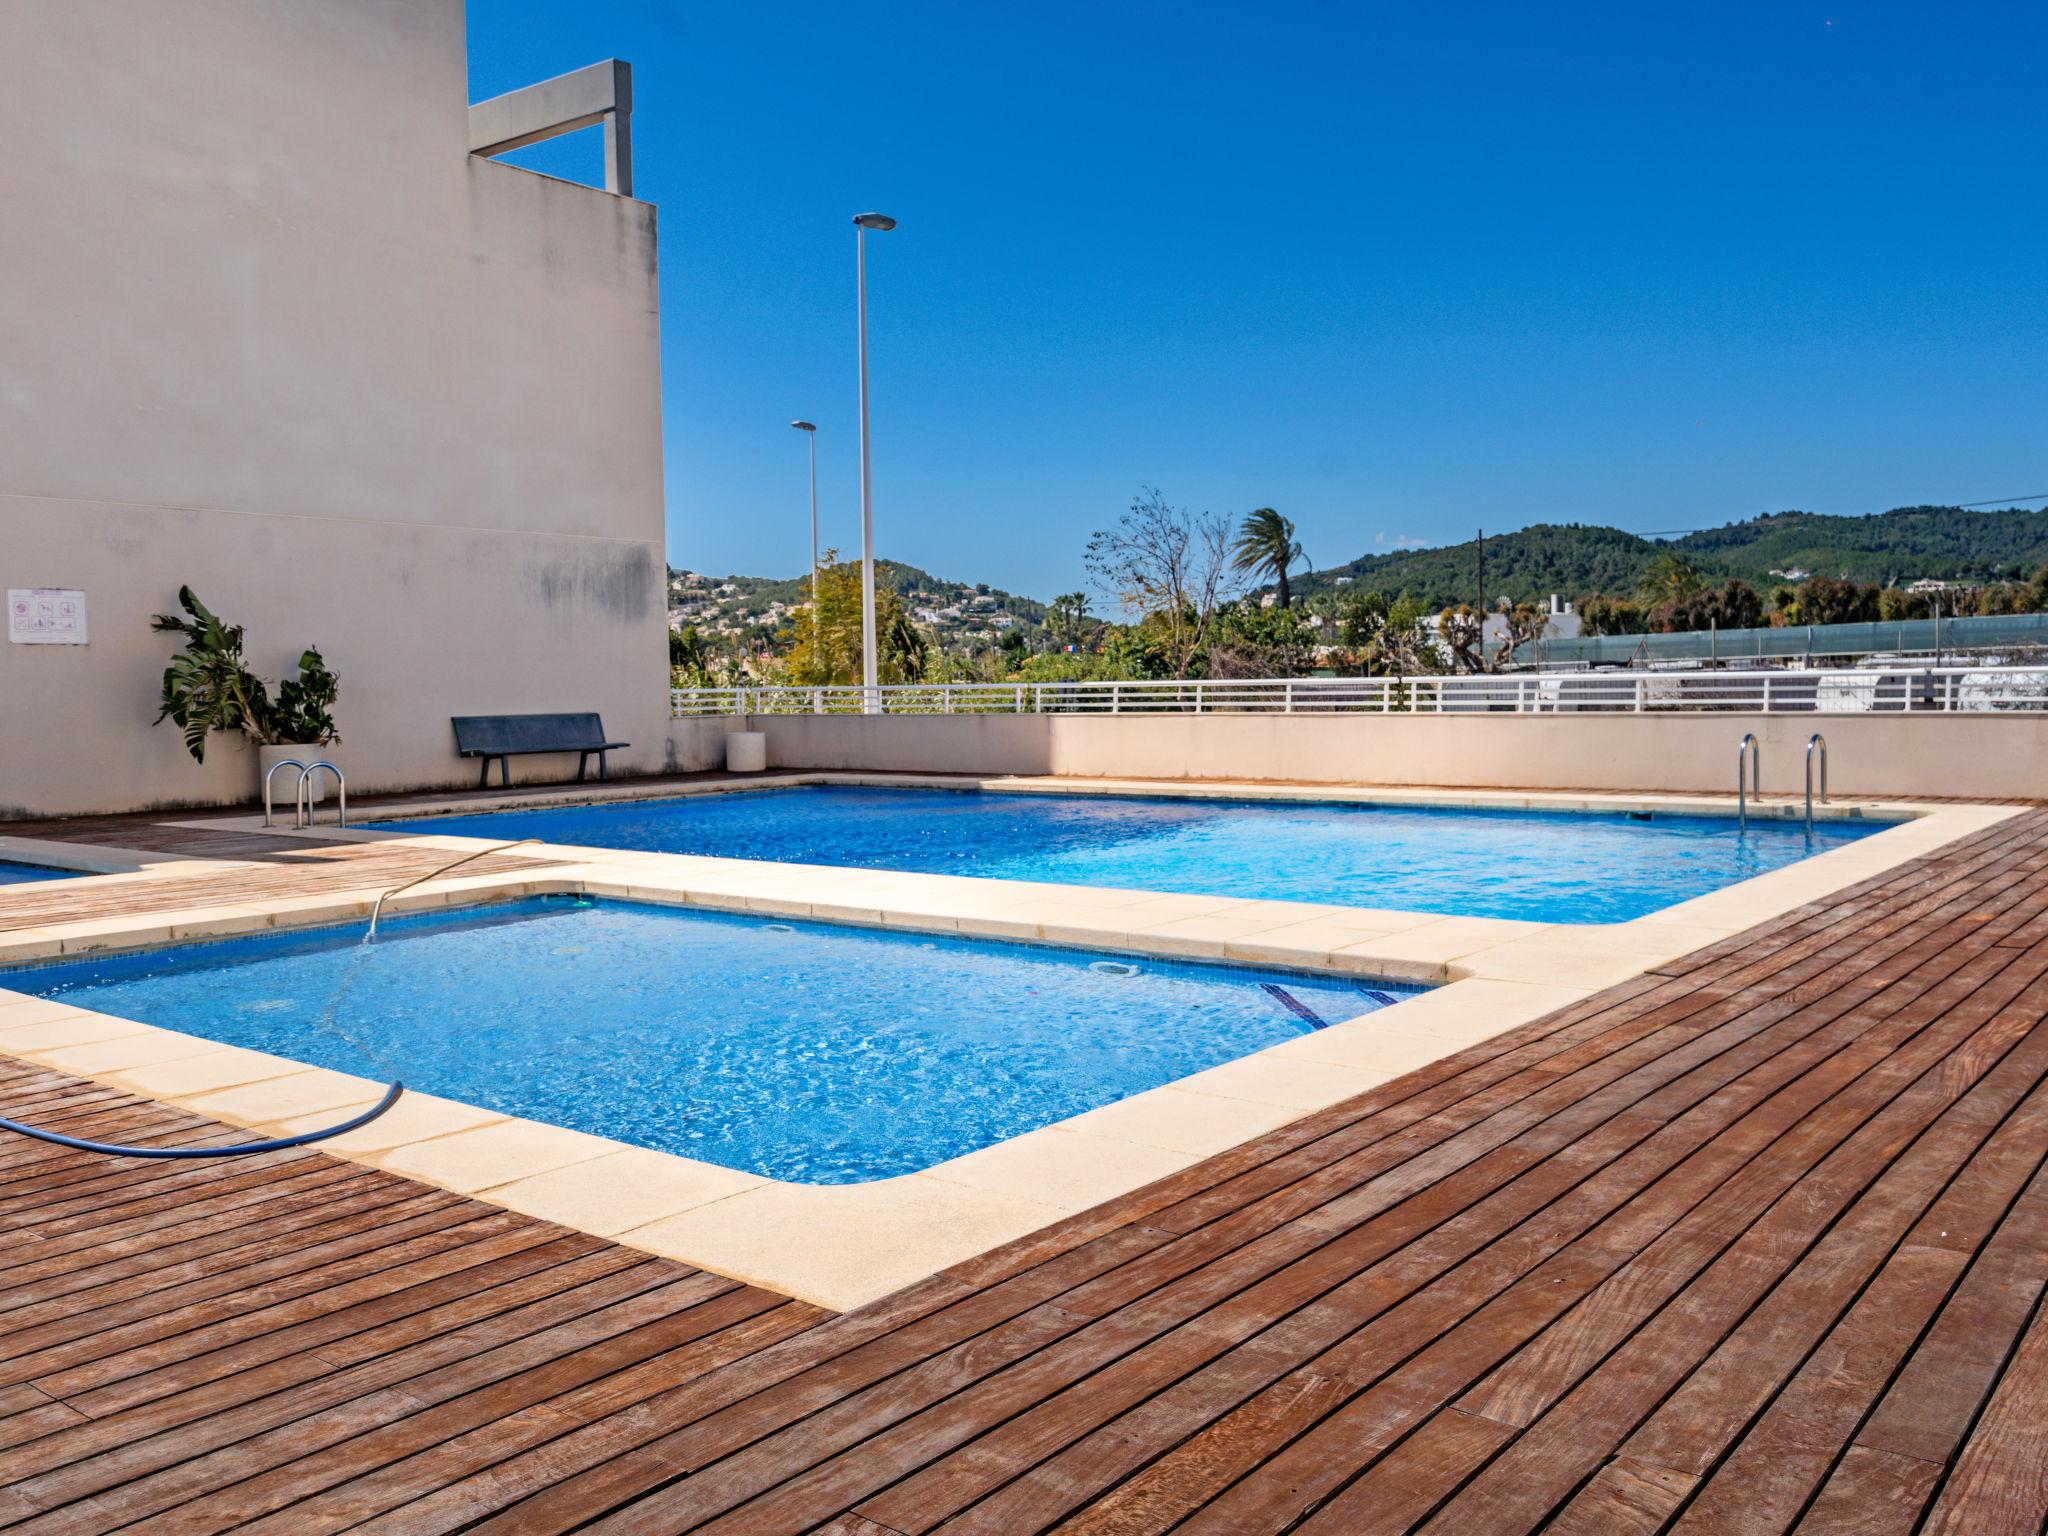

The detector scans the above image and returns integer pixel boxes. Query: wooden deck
[1,806,2046,1531]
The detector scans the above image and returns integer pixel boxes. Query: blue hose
[0,1079,404,1159]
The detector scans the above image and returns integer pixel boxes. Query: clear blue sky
[468,1,2047,599]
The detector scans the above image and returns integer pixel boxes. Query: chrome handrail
[364,837,540,941]
[262,757,310,828]
[1806,733,1828,831]
[1737,732,1760,829]
[296,761,347,828]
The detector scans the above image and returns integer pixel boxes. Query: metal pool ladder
[261,758,348,829]
[1806,733,1828,832]
[297,762,348,829]
[1737,733,1760,829]
[262,757,309,828]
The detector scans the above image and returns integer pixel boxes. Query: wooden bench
[451,713,629,788]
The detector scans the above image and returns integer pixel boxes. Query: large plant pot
[724,731,768,773]
[257,743,340,812]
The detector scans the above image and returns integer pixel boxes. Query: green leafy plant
[150,587,339,762]
[269,646,339,746]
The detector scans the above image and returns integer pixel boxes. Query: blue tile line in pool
[1261,982,1331,1029]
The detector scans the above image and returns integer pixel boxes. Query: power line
[1631,490,2048,539]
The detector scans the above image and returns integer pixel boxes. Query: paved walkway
[0,804,2044,1531]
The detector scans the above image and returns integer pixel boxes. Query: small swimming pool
[4,897,1419,1183]
[0,861,73,886]
[380,786,1885,924]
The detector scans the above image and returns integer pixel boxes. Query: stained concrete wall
[0,0,685,818]
[742,711,2048,801]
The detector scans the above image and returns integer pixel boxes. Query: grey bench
[451,713,629,788]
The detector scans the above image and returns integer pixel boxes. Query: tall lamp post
[853,212,896,712]
[790,420,819,642]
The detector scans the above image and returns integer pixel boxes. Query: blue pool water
[5,897,1418,1183]
[382,786,1884,924]
[0,861,72,885]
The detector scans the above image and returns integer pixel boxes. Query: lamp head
[791,420,816,432]
[852,212,897,232]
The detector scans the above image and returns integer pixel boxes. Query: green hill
[1294,505,2048,609]
[1670,506,2048,585]
[1296,524,1654,609]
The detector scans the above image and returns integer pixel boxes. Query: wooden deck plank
[0,800,2040,1532]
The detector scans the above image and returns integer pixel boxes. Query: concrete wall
[0,0,683,817]
[744,711,2048,801]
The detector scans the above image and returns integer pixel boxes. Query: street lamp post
[853,212,896,713]
[790,420,818,642]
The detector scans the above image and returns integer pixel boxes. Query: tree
[1577,593,1644,637]
[1787,575,1881,627]
[2026,565,2048,612]
[1086,488,1239,679]
[1207,600,1316,678]
[1637,553,1705,608]
[782,549,924,686]
[1492,601,1549,669]
[1045,592,1093,650]
[1336,591,1427,675]
[1649,578,1765,634]
[1437,604,1486,674]
[1877,586,1926,623]
[885,606,932,681]
[668,625,709,683]
[1230,508,1308,608]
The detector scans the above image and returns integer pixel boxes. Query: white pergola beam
[468,59,633,197]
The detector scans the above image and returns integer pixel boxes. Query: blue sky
[468,2,2047,599]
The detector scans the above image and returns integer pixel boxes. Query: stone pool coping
[0,783,2020,1310]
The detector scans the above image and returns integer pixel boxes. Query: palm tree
[1046,592,1091,650]
[1637,553,1705,608]
[1231,508,1308,608]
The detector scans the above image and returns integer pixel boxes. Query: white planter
[724,731,768,773]
[257,743,340,811]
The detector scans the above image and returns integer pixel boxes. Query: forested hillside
[1293,505,2048,609]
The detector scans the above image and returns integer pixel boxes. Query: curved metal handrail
[1806,733,1828,831]
[365,837,540,941]
[1737,732,1760,829]
[0,1079,403,1158]
[263,757,311,828]
[296,761,347,829]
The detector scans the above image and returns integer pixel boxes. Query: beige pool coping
[0,779,2022,1311]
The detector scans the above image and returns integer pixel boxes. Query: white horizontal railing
[672,666,2048,719]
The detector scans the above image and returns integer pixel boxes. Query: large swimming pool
[4,897,1418,1183]
[381,786,1885,924]
[0,861,72,886]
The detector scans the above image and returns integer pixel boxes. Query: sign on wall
[7,589,89,645]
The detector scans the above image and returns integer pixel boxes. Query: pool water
[4,897,1419,1183]
[0,861,72,885]
[382,786,1884,924]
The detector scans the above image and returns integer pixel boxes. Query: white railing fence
[671,666,2048,719]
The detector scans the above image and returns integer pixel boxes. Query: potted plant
[151,587,341,801]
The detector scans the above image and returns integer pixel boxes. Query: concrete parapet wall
[741,711,2047,801]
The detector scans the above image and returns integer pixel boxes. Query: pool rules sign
[7,589,88,645]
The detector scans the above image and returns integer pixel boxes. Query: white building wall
[0,0,690,818]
